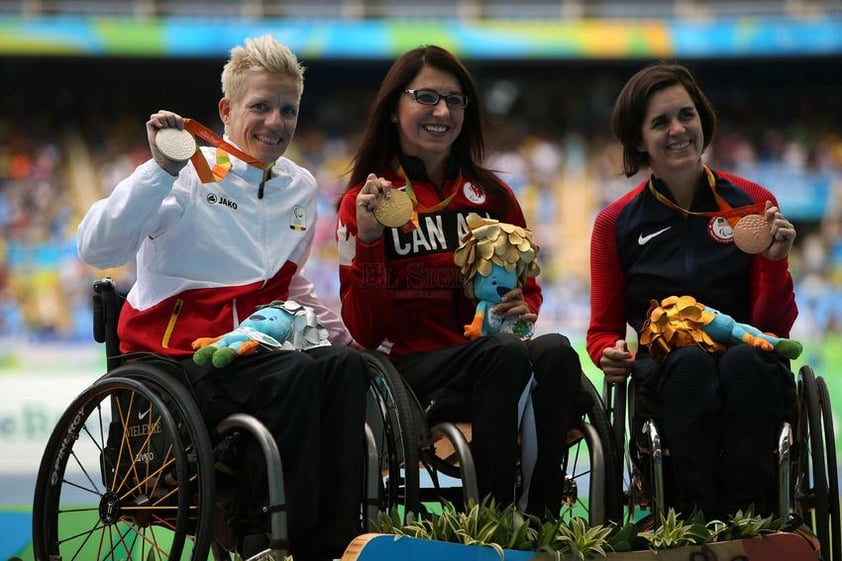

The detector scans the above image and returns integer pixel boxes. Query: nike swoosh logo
[638,226,671,245]
[138,408,151,421]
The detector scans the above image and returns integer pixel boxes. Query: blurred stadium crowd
[3,0,841,19]
[1,55,841,346]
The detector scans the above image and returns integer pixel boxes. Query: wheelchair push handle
[92,278,122,369]
[92,278,117,343]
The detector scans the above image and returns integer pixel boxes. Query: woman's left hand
[491,288,538,323]
[762,200,797,261]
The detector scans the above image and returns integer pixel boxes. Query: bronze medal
[733,214,773,254]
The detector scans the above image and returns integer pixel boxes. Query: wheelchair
[31,278,383,561]
[363,349,624,527]
[604,361,840,561]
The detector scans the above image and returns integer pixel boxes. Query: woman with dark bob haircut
[611,63,718,178]
[588,62,799,519]
[336,45,583,519]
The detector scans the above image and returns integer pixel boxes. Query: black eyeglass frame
[403,88,470,109]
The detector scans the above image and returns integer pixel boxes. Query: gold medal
[733,214,773,254]
[373,189,414,228]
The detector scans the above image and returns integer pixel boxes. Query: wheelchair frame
[30,276,660,559]
[604,363,840,561]
[31,279,387,561]
[365,349,624,527]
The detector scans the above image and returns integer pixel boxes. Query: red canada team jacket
[336,164,542,357]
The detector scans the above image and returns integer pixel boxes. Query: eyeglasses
[404,89,469,109]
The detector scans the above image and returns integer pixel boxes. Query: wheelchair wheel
[417,372,622,526]
[561,373,623,526]
[606,378,666,525]
[363,350,424,522]
[111,362,217,558]
[33,375,201,561]
[817,373,840,560]
[603,380,641,524]
[794,364,839,561]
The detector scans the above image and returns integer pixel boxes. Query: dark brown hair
[611,62,717,177]
[346,45,508,199]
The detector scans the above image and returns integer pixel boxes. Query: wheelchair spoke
[116,452,176,503]
[124,524,173,560]
[81,416,107,457]
[107,522,143,561]
[56,514,105,556]
[59,476,103,499]
[78,425,108,492]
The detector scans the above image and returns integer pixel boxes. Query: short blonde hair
[221,34,305,102]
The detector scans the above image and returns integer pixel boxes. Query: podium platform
[341,531,819,561]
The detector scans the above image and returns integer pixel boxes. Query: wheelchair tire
[363,350,424,523]
[617,379,669,525]
[795,364,833,560]
[603,380,645,524]
[567,373,623,526]
[816,374,840,561]
[33,376,195,561]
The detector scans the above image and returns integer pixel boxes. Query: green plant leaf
[606,522,637,552]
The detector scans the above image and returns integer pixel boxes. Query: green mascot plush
[191,300,329,368]
[453,213,540,340]
[640,295,802,361]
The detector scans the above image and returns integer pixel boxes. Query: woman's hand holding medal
[761,200,797,261]
[147,110,196,177]
[733,200,796,258]
[356,173,414,243]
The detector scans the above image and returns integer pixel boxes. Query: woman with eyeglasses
[335,45,582,518]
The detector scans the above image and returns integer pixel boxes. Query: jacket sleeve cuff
[355,235,386,264]
[138,159,179,191]
[760,255,790,276]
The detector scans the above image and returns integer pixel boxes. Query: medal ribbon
[183,118,274,183]
[394,162,462,232]
[648,166,766,228]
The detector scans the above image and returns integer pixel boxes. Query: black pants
[184,346,368,561]
[393,332,581,517]
[634,345,795,519]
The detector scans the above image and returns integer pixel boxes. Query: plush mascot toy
[640,295,803,361]
[191,300,329,368]
[453,213,541,340]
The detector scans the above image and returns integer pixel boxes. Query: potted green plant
[344,500,819,561]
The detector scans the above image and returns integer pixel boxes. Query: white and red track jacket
[77,145,350,356]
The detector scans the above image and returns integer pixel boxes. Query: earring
[390,115,398,123]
